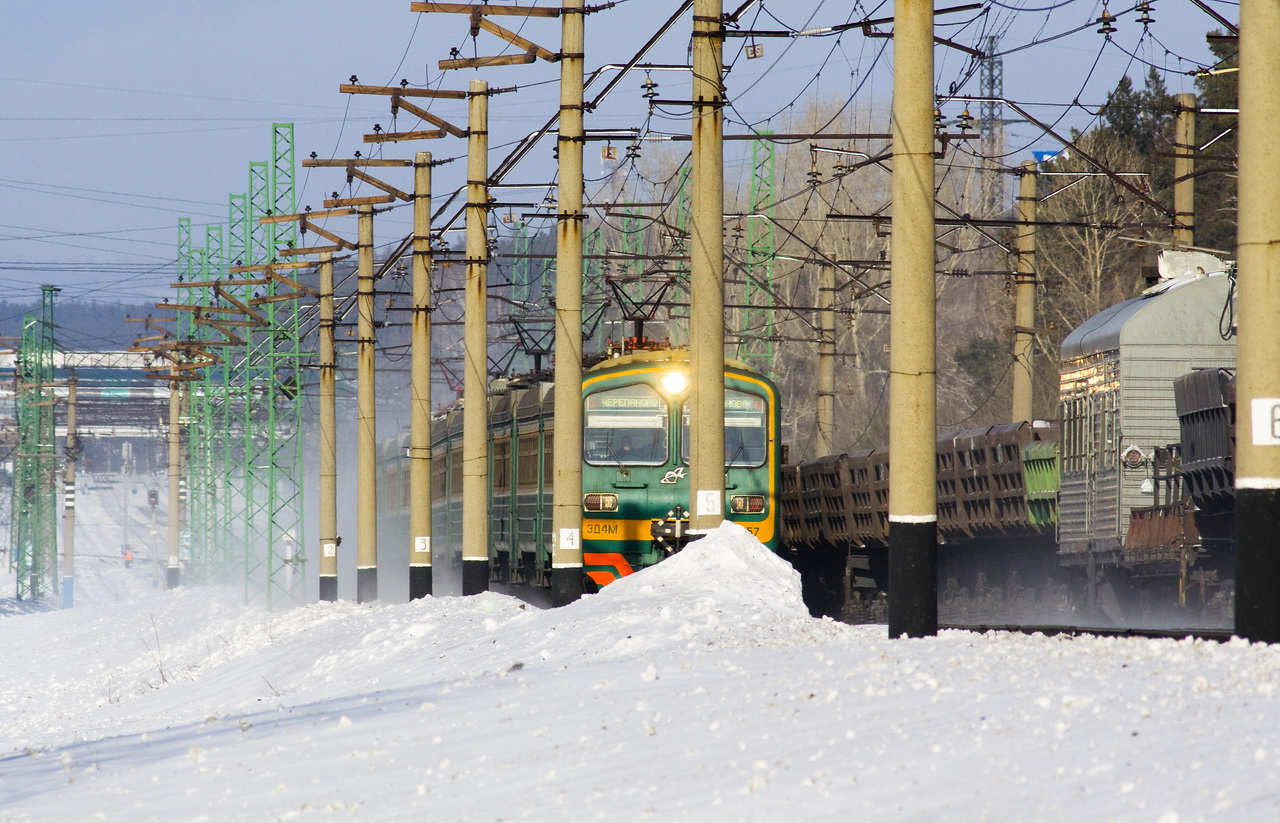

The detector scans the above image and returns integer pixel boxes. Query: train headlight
[729,494,765,514]
[583,493,619,512]
[660,371,689,396]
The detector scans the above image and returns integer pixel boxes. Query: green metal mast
[184,226,224,585]
[620,208,644,320]
[10,286,60,601]
[239,159,273,603]
[670,164,692,345]
[741,134,777,368]
[583,225,607,351]
[266,122,306,606]
[237,125,306,608]
[219,191,251,586]
[179,231,204,582]
[512,220,532,307]
[509,221,536,373]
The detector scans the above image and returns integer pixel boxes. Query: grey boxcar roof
[1059,272,1232,361]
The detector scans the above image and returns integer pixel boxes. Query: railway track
[938,622,1234,642]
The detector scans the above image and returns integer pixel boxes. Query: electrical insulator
[1096,2,1117,34]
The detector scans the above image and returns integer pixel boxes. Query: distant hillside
[0,299,160,350]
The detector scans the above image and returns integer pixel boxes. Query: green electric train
[376,345,782,593]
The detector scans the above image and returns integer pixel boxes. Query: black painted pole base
[166,566,180,590]
[462,559,489,596]
[551,568,583,608]
[887,519,938,638]
[1236,487,1280,642]
[318,576,338,602]
[409,566,433,600]
[356,567,377,603]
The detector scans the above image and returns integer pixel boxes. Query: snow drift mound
[509,522,816,666]
[607,520,806,612]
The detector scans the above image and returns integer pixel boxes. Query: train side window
[583,383,669,465]
[679,388,769,467]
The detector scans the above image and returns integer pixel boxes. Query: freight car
[377,343,782,593]
[785,252,1238,628]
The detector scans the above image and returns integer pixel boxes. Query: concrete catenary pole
[356,204,378,603]
[166,369,182,589]
[816,262,836,457]
[410,152,434,600]
[886,0,937,638]
[1233,0,1280,642]
[689,0,726,534]
[317,252,339,602]
[1011,160,1037,422]
[551,0,586,606]
[61,370,77,608]
[1173,92,1196,249]
[462,78,491,596]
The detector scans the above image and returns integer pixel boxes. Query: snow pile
[3,524,1280,821]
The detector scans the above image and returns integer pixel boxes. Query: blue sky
[0,1,1229,304]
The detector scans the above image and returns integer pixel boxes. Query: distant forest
[0,299,160,350]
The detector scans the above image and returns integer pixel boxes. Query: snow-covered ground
[5,509,1280,820]
[2,471,1280,823]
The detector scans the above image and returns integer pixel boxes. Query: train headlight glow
[729,494,765,514]
[660,371,689,396]
[583,493,619,512]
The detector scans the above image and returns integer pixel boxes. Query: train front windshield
[681,389,769,467]
[583,383,669,465]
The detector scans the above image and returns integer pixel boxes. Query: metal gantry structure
[157,124,307,608]
[9,287,59,601]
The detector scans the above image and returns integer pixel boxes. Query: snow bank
[5,523,1280,821]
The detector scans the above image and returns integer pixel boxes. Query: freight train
[377,342,781,592]
[783,251,1239,628]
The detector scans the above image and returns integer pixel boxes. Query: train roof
[1060,268,1232,361]
[585,347,757,376]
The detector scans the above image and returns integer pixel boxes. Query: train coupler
[650,504,690,555]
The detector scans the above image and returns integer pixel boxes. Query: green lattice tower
[741,134,777,369]
[583,226,608,351]
[220,192,251,585]
[178,218,195,281]
[979,35,1005,212]
[173,220,199,583]
[510,222,534,373]
[240,159,270,603]
[183,227,224,586]
[512,221,532,306]
[670,165,692,345]
[201,225,229,583]
[235,125,306,609]
[267,122,305,608]
[9,287,59,601]
[621,208,644,319]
